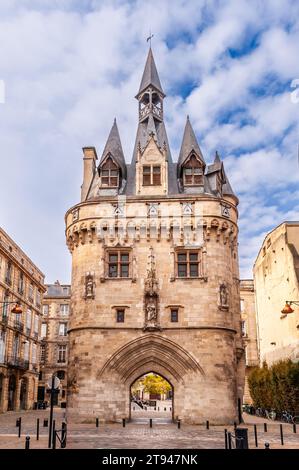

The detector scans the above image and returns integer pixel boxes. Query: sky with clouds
[0,0,299,283]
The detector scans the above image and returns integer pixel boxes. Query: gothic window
[176,251,201,278]
[100,156,119,187]
[60,304,69,315]
[143,165,161,186]
[42,304,49,316]
[107,251,130,278]
[183,155,203,186]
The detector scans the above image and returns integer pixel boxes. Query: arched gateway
[65,48,245,425]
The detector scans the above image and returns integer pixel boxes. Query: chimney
[81,147,98,201]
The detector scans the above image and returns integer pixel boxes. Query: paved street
[0,409,298,449]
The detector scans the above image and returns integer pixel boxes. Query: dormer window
[183,154,203,186]
[100,156,119,188]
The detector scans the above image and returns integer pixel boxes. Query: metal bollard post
[25,436,30,449]
[233,421,237,431]
[293,423,297,434]
[36,418,40,441]
[177,419,181,429]
[264,422,267,433]
[265,442,270,449]
[235,428,249,449]
[18,417,22,438]
[280,424,284,446]
[150,418,152,428]
[96,418,99,428]
[122,418,126,428]
[16,418,20,427]
[224,429,228,449]
[254,424,258,448]
[52,420,56,449]
[61,422,67,448]
[206,420,209,430]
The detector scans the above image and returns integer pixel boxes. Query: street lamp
[281,301,299,315]
[0,300,23,314]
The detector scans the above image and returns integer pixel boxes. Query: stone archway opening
[130,372,173,423]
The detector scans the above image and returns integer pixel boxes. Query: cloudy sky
[0,0,299,283]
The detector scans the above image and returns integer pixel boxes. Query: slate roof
[136,48,165,97]
[177,117,205,176]
[99,119,127,178]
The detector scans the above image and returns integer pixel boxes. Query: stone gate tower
[65,48,245,424]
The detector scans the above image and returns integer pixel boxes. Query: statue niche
[85,273,95,300]
[219,283,229,310]
[143,247,161,331]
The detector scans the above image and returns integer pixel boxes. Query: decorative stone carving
[72,208,79,222]
[85,273,95,299]
[143,246,161,331]
[219,283,229,310]
[221,204,230,218]
[147,203,159,217]
[68,374,79,394]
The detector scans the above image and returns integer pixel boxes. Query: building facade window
[116,309,125,323]
[26,309,32,335]
[5,261,12,285]
[60,304,69,316]
[108,251,130,278]
[36,290,41,308]
[2,293,9,319]
[32,343,37,364]
[40,344,46,363]
[176,251,201,278]
[42,305,49,316]
[23,341,29,361]
[0,331,6,363]
[57,345,67,364]
[170,309,178,322]
[143,165,161,186]
[18,271,24,294]
[41,323,47,339]
[241,320,247,337]
[28,283,34,302]
[58,323,67,336]
[34,315,39,335]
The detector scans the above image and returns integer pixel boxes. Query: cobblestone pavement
[0,409,299,449]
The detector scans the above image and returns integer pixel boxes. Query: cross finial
[146,30,154,47]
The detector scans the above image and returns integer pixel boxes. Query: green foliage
[248,359,299,412]
[132,373,171,395]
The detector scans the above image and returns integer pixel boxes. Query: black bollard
[52,420,56,449]
[96,418,99,428]
[254,424,258,448]
[264,422,267,433]
[16,418,20,427]
[61,422,67,448]
[150,418,152,428]
[293,423,297,434]
[18,417,22,438]
[265,442,270,449]
[122,418,126,428]
[43,419,48,427]
[25,436,30,450]
[233,421,237,431]
[36,418,40,441]
[206,420,209,430]
[164,407,166,411]
[280,424,284,446]
[224,429,228,449]
[177,419,181,429]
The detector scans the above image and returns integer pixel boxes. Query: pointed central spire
[137,48,165,97]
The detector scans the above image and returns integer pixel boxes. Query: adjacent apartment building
[240,279,259,403]
[254,222,299,366]
[38,281,70,407]
[0,227,45,413]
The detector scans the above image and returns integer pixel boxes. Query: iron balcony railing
[14,321,24,332]
[6,356,30,370]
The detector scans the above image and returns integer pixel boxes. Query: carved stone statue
[85,274,94,299]
[146,297,157,322]
[220,284,228,307]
